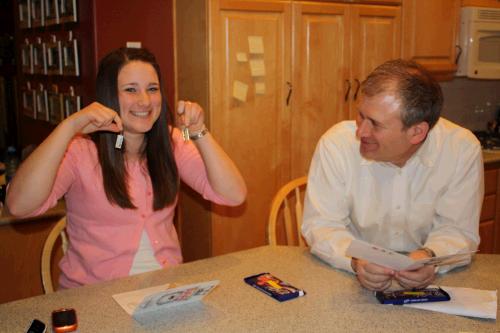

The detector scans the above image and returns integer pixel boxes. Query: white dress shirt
[302,118,484,274]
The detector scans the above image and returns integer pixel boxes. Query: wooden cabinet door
[479,220,495,253]
[291,2,350,179]
[209,0,291,255]
[349,4,401,119]
[401,0,461,80]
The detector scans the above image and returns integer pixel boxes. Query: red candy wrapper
[244,272,306,302]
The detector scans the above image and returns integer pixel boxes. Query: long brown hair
[91,47,178,210]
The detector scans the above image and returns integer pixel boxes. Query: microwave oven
[456,7,500,79]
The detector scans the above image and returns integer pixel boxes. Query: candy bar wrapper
[244,273,305,302]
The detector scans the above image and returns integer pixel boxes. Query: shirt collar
[413,120,442,168]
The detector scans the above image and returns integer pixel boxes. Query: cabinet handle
[455,45,462,65]
[344,80,351,102]
[286,81,292,106]
[353,79,360,101]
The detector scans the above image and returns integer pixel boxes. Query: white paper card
[346,239,475,271]
[249,59,266,77]
[233,80,248,102]
[405,285,497,319]
[236,52,248,62]
[113,284,171,315]
[112,280,219,316]
[248,36,264,54]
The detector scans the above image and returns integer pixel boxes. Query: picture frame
[62,32,79,76]
[63,86,80,117]
[35,84,49,121]
[59,0,77,24]
[46,35,62,75]
[32,37,47,75]
[44,0,59,26]
[22,82,36,119]
[30,0,45,28]
[21,39,33,74]
[48,85,64,124]
[18,0,31,29]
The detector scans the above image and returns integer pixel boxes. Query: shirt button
[141,213,146,218]
[396,205,400,210]
[147,191,152,196]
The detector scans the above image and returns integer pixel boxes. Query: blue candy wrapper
[375,287,451,305]
[244,272,306,302]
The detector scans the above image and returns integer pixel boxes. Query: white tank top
[129,230,162,275]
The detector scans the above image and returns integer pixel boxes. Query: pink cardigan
[25,129,232,288]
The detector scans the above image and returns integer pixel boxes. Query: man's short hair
[361,59,443,129]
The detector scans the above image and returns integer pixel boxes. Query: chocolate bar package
[375,287,451,305]
[244,272,306,302]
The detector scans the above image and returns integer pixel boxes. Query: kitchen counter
[0,200,65,226]
[483,150,500,164]
[0,246,498,332]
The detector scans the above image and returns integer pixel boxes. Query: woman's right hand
[66,102,123,135]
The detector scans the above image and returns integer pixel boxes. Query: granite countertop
[0,246,498,332]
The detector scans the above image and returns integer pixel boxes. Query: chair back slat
[294,187,305,246]
[283,199,294,245]
[41,216,67,293]
[267,176,308,246]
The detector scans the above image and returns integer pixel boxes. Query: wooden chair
[267,176,308,246]
[41,216,68,293]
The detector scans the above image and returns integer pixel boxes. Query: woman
[6,47,246,288]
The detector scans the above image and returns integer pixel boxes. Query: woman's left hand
[177,100,205,133]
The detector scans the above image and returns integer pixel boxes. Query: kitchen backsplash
[440,78,500,132]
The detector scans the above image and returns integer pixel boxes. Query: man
[302,59,483,291]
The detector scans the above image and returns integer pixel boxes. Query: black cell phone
[52,308,78,333]
[375,287,451,305]
[26,319,46,333]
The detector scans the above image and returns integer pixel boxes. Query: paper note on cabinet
[255,82,266,95]
[248,36,264,54]
[233,80,248,102]
[236,52,248,62]
[250,59,266,77]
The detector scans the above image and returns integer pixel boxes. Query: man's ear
[408,122,429,145]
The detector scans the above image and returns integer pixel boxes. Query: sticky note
[249,59,266,77]
[233,80,248,102]
[255,82,266,95]
[236,52,248,62]
[126,41,142,48]
[248,36,264,54]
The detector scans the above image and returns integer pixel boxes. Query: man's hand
[351,258,394,291]
[394,249,436,289]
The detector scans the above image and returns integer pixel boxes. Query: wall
[440,78,500,132]
[93,0,175,108]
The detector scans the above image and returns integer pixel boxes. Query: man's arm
[301,134,357,272]
[424,139,484,273]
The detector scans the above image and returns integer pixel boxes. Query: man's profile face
[355,93,417,167]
